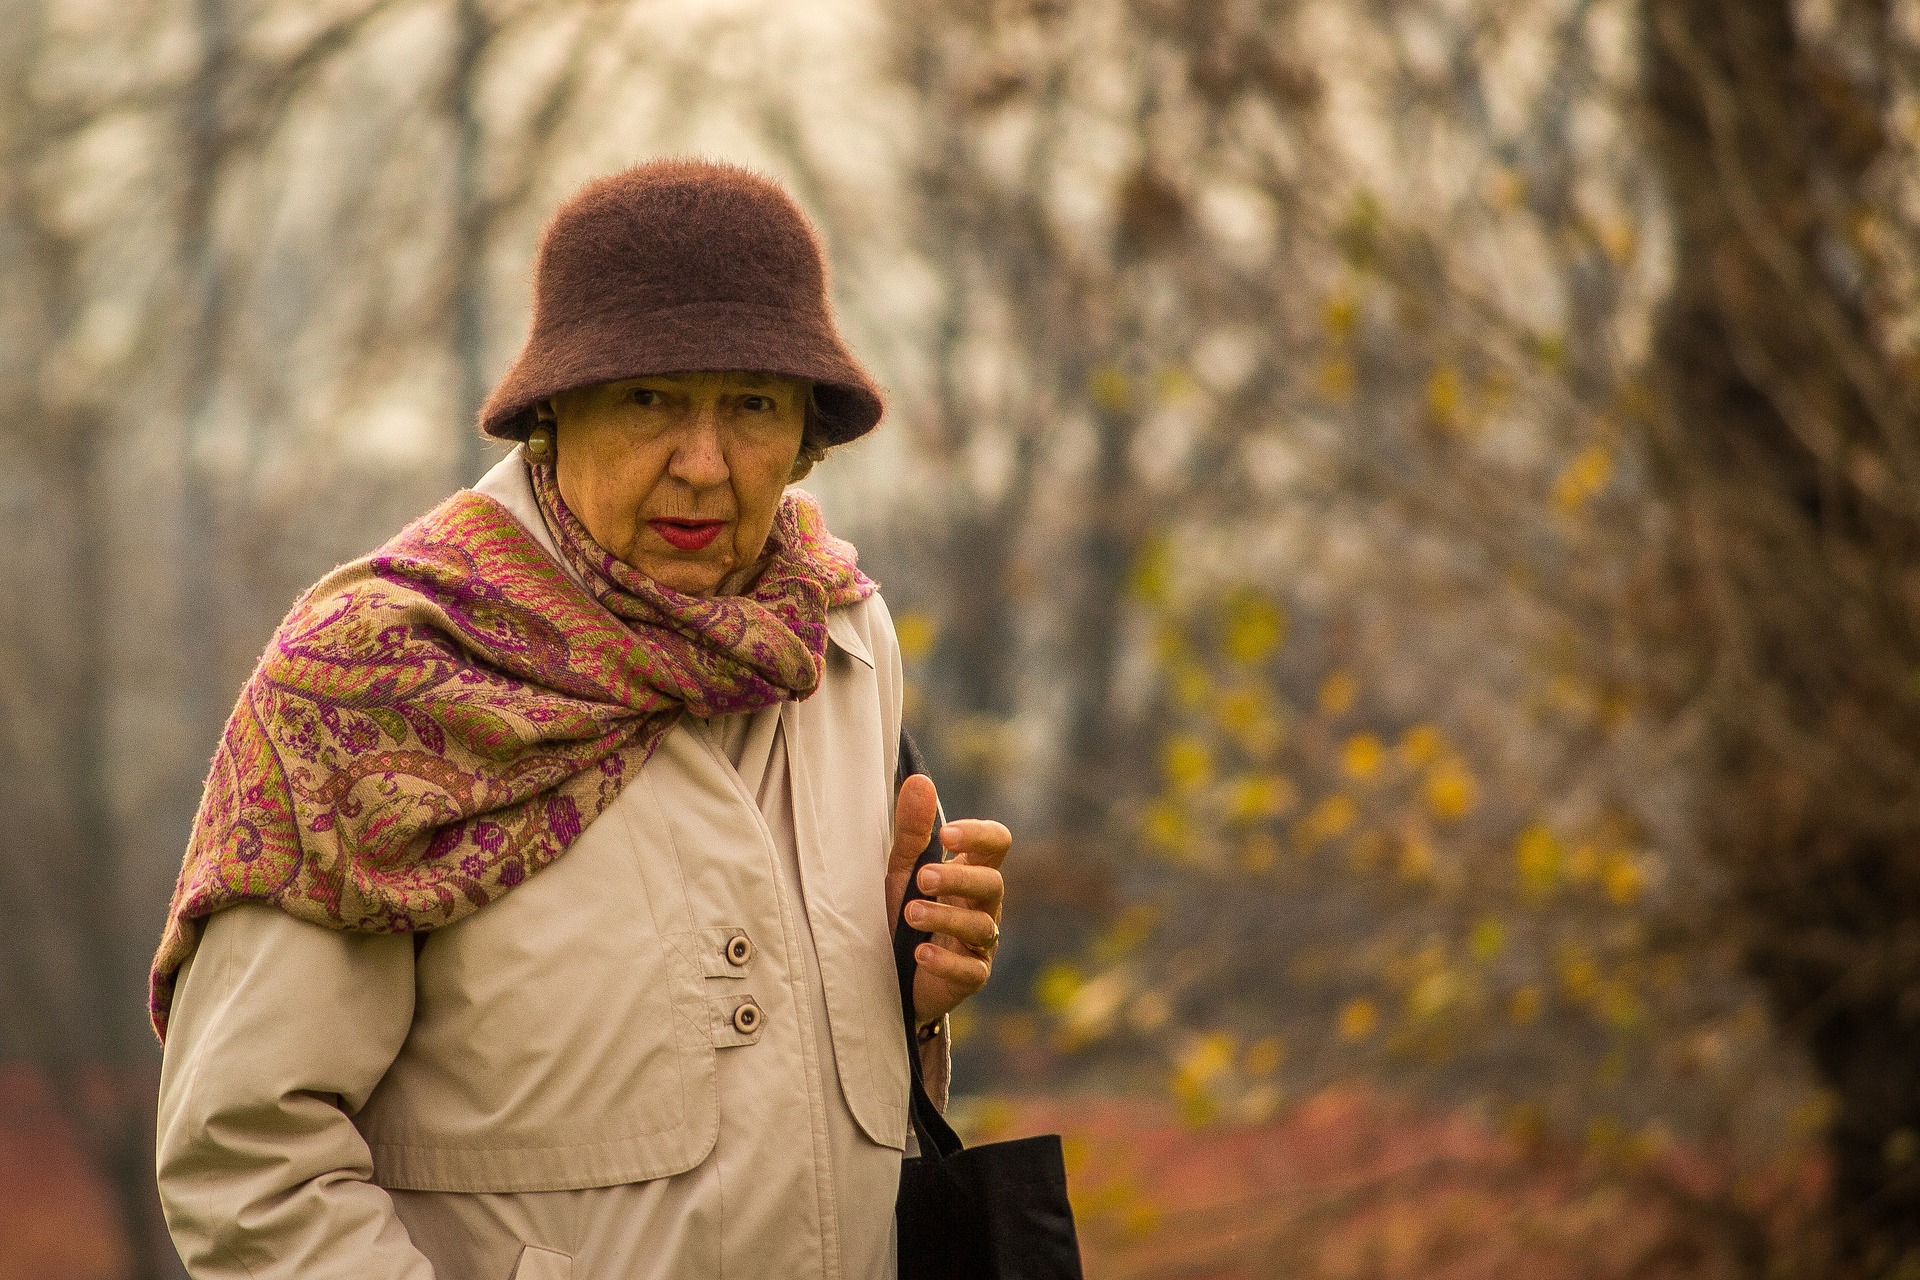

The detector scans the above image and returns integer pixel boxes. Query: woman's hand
[885,773,1009,1030]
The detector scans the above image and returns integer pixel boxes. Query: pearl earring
[525,422,555,464]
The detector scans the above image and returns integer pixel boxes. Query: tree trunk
[1643,0,1920,1268]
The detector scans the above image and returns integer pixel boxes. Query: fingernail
[939,824,959,846]
[917,943,937,961]
[906,902,927,925]
[918,867,940,891]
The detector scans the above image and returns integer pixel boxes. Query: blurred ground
[0,1068,130,1280]
[2,1064,1816,1280]
[973,1093,1821,1279]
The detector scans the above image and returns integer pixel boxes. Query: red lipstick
[649,519,724,551]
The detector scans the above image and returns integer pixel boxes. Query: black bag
[894,731,1085,1280]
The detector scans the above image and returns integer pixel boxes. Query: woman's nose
[667,403,729,486]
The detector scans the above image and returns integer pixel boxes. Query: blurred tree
[1644,0,1920,1268]
[887,0,1899,1273]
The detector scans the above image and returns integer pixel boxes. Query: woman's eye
[741,395,774,412]
[629,388,661,407]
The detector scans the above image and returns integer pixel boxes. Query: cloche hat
[479,158,884,445]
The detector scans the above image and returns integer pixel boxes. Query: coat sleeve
[156,902,435,1280]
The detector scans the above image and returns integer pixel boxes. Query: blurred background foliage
[5,0,1920,1276]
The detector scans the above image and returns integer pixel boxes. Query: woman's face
[547,370,809,596]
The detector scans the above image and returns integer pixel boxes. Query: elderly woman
[151,159,1009,1280]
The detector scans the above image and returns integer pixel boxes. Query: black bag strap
[894,728,966,1162]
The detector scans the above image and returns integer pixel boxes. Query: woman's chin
[626,553,728,597]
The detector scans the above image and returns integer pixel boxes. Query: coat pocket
[356,800,721,1191]
[510,1245,573,1280]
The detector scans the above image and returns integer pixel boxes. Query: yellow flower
[1318,671,1357,717]
[1598,981,1644,1034]
[1122,1197,1163,1238]
[1552,445,1614,512]
[1089,365,1133,413]
[1602,852,1645,905]
[1398,723,1444,765]
[1514,824,1561,897]
[1141,801,1191,857]
[1592,215,1637,264]
[1173,1032,1237,1125]
[1101,904,1160,954]
[1425,363,1464,430]
[1337,998,1379,1041]
[1788,1091,1839,1140]
[1215,686,1265,734]
[1161,735,1214,793]
[1172,662,1212,711]
[1129,536,1175,606]
[1217,687,1284,757]
[893,610,938,662]
[1298,794,1357,846]
[1152,620,1189,665]
[1405,969,1461,1023]
[1468,916,1507,963]
[1321,292,1358,340]
[1154,366,1200,404]
[1176,1032,1237,1089]
[1222,591,1287,664]
[1035,962,1084,1013]
[1557,945,1600,1003]
[1396,833,1435,882]
[1227,774,1297,823]
[1340,732,1385,781]
[1423,760,1478,820]
[961,1095,1017,1142]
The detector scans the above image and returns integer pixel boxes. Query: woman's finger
[916,862,1003,911]
[915,943,990,993]
[889,774,940,879]
[937,818,1011,869]
[904,900,999,951]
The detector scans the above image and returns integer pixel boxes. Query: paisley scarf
[149,463,873,1039]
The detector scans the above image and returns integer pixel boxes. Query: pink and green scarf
[150,463,872,1040]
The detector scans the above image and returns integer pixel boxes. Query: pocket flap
[511,1245,573,1280]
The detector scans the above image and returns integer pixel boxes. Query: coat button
[725,933,753,966]
[732,999,763,1035]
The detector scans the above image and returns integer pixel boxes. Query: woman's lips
[648,518,725,551]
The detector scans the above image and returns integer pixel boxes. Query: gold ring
[967,921,1000,960]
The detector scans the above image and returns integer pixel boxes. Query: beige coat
[155,455,948,1280]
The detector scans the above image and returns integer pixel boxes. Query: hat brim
[478,300,883,446]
